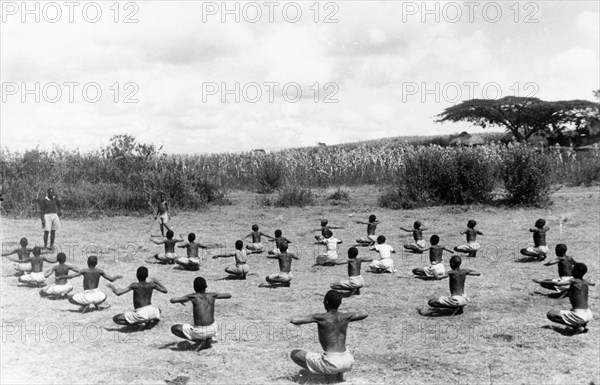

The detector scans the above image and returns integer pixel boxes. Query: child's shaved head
[87,255,98,267]
[450,255,462,269]
[57,253,67,263]
[348,247,358,259]
[324,290,342,310]
[136,266,148,281]
[194,277,207,292]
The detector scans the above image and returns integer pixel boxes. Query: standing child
[356,215,379,246]
[268,230,292,255]
[66,255,123,312]
[40,252,79,298]
[109,266,168,330]
[155,193,172,237]
[315,230,343,266]
[314,219,344,242]
[427,255,480,314]
[175,233,208,271]
[401,221,428,254]
[368,236,396,273]
[264,243,299,287]
[520,218,550,260]
[330,247,372,295]
[413,235,454,280]
[170,277,231,351]
[212,240,250,280]
[454,219,483,258]
[546,263,594,334]
[533,244,575,292]
[151,231,184,264]
[244,224,274,253]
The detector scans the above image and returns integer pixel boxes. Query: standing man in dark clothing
[39,188,61,250]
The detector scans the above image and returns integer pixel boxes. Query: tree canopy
[435,96,600,142]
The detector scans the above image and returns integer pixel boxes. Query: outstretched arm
[443,247,455,253]
[467,270,481,276]
[170,294,191,304]
[44,267,56,278]
[101,272,123,282]
[1,249,17,257]
[212,253,234,259]
[151,278,168,293]
[215,293,232,299]
[349,312,369,322]
[399,228,412,233]
[150,237,164,245]
[43,256,58,264]
[262,233,275,240]
[7,256,29,263]
[65,271,83,280]
[290,315,316,325]
[476,230,483,235]
[544,259,559,266]
[108,283,133,296]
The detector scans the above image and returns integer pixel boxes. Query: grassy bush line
[1,138,599,216]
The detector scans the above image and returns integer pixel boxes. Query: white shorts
[369,258,394,273]
[424,263,446,278]
[43,283,73,295]
[406,240,427,250]
[247,243,264,251]
[357,235,377,243]
[456,242,480,252]
[124,305,161,324]
[156,252,177,262]
[226,263,249,275]
[316,254,338,265]
[180,323,217,340]
[332,275,364,289]
[267,272,293,283]
[559,308,593,326]
[19,272,46,284]
[159,212,169,224]
[43,213,60,231]
[526,245,549,255]
[176,257,199,265]
[71,289,107,305]
[429,294,469,308]
[305,351,355,375]
[14,263,32,272]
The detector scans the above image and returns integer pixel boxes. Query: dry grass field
[1,186,599,385]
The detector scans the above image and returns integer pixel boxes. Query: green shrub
[501,145,554,206]
[326,187,350,204]
[257,157,285,193]
[274,186,314,207]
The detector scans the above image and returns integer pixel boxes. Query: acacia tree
[435,96,600,142]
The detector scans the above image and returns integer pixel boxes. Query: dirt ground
[1,186,599,385]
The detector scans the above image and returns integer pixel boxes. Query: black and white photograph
[1,1,599,384]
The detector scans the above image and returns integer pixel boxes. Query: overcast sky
[1,1,598,154]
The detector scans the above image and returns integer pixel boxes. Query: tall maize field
[1,138,599,216]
